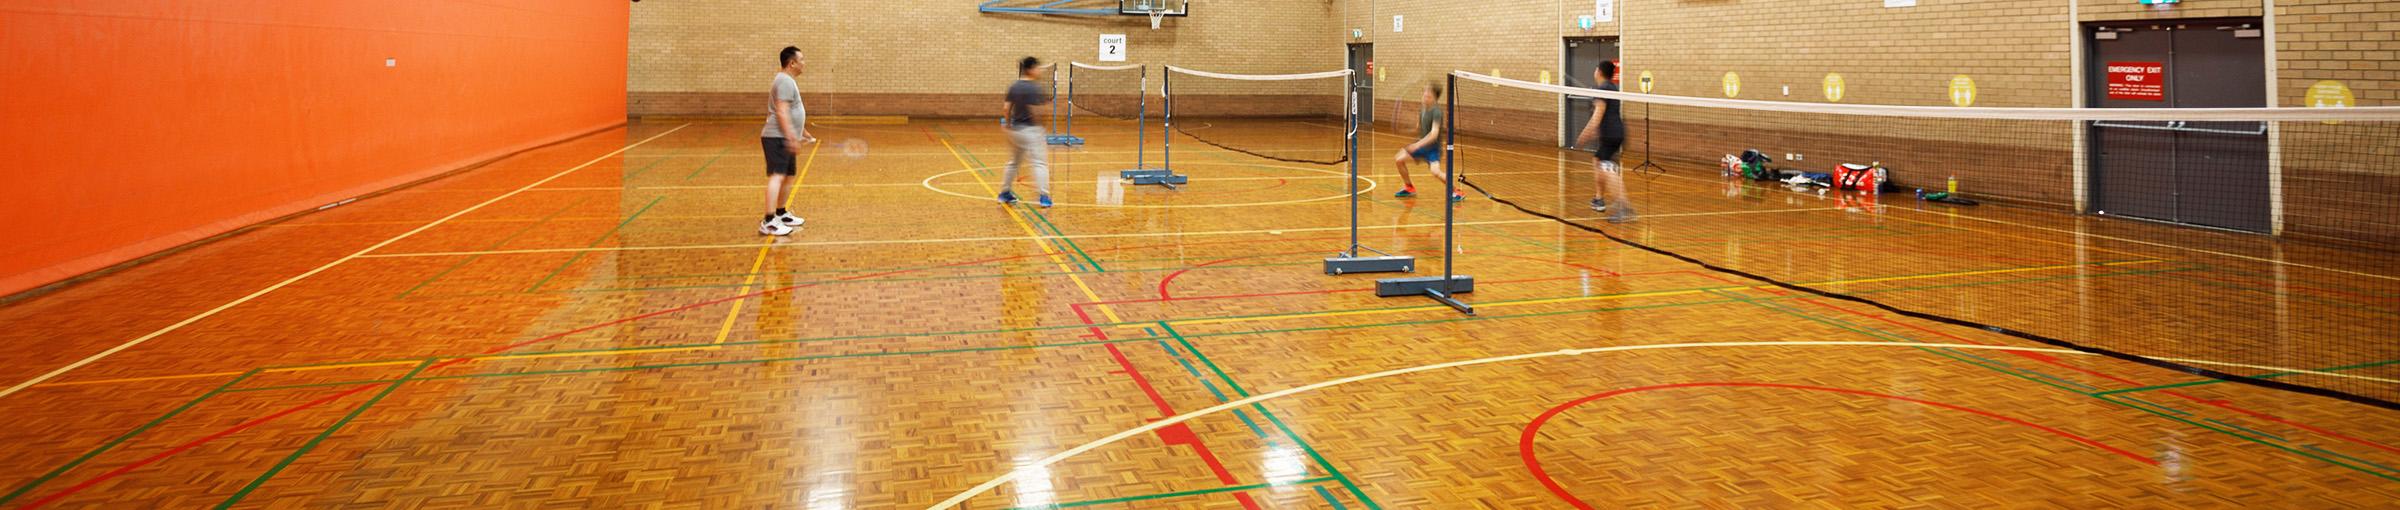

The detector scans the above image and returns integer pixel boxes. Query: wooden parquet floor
[1,118,2395,508]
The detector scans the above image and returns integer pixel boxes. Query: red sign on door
[2106,62,2165,101]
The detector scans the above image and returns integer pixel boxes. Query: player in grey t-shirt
[758,46,815,236]
[998,56,1054,208]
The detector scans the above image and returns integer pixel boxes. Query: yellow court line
[1173,259,2162,327]
[353,207,1847,259]
[938,139,1127,325]
[713,142,822,345]
[0,124,695,401]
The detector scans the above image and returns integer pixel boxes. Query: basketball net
[1148,9,1164,29]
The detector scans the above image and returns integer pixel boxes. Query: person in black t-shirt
[1000,56,1055,208]
[1574,60,1634,223]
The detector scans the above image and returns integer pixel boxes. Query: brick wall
[630,0,1342,117]
[2276,0,2400,246]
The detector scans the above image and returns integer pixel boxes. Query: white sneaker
[759,220,793,236]
[774,212,805,227]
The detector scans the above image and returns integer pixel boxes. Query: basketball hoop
[1147,8,1164,29]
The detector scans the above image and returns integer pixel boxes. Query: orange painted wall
[0,1,628,296]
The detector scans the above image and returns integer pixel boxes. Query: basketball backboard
[1118,0,1188,16]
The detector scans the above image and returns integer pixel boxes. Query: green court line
[2093,394,2399,483]
[2155,270,2400,318]
[235,337,1167,390]
[25,258,2217,508]
[1714,286,2400,480]
[939,127,1105,273]
[252,258,2181,376]
[525,195,665,292]
[2117,395,2190,417]
[1314,485,1350,509]
[2203,418,2288,442]
[214,359,435,509]
[398,195,596,299]
[1162,322,1383,510]
[0,369,263,506]
[677,145,733,181]
[1015,476,1335,509]
[2301,444,2400,475]
[616,150,674,180]
[2092,358,2400,396]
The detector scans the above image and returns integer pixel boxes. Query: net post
[1376,72,1473,314]
[1163,68,1173,175]
[1325,69,1415,275]
[1137,67,1146,169]
[1348,85,1359,253]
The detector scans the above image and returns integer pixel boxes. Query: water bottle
[1915,188,1925,200]
[1945,175,1958,195]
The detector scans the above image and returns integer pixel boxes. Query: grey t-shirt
[1006,79,1050,127]
[762,72,805,138]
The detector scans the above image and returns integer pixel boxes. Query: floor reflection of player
[757,251,800,357]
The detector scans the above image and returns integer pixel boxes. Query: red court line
[1094,312,1262,509]
[1792,297,2400,456]
[16,385,379,509]
[24,237,1363,503]
[1520,382,2157,510]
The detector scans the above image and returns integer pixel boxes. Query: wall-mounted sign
[1099,34,1127,62]
[1596,0,1614,22]
[2105,62,2164,101]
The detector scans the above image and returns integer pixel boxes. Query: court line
[1520,382,2157,510]
[1436,132,2400,282]
[353,207,1847,259]
[0,124,692,402]
[924,341,2130,509]
[30,256,2155,390]
[712,142,821,345]
[10,266,2323,505]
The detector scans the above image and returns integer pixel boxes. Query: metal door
[1347,43,1373,126]
[1562,38,1619,148]
[2087,20,2269,232]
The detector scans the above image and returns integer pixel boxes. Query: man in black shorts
[1575,60,1634,223]
[760,46,815,236]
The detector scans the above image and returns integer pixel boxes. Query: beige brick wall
[631,0,2396,244]
[629,0,1343,116]
[2276,0,2400,246]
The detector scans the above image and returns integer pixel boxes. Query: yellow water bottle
[1945,174,1957,195]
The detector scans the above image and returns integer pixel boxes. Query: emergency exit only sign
[2107,62,2164,101]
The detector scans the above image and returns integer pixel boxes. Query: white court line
[355,207,1847,259]
[0,124,693,401]
[925,340,2387,508]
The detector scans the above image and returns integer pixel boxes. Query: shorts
[1409,145,1442,164]
[1592,137,1626,164]
[761,137,797,176]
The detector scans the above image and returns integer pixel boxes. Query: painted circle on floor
[920,161,1377,208]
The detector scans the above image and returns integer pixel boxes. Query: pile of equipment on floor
[1720,149,1975,205]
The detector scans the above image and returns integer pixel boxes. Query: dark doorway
[1347,43,1374,126]
[1562,38,1620,148]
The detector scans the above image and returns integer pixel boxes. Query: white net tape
[1071,62,1144,72]
[1167,66,1352,82]
[1454,70,2400,122]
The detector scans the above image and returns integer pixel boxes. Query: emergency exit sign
[2107,62,2165,101]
